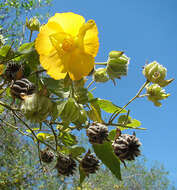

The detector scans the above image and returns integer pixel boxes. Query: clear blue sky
[51,0,177,185]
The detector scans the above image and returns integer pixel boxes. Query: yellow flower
[35,12,99,80]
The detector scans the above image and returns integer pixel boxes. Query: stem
[29,30,33,42]
[109,80,149,123]
[87,80,95,89]
[104,122,146,130]
[95,62,107,66]
[0,100,19,111]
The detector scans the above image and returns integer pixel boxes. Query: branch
[109,80,149,123]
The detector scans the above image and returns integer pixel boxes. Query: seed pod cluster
[55,155,76,176]
[40,148,54,163]
[4,61,23,81]
[86,122,108,144]
[112,133,141,161]
[10,78,35,99]
[81,150,100,175]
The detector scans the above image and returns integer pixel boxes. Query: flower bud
[146,84,170,107]
[143,61,174,87]
[93,68,109,83]
[26,17,40,31]
[106,51,129,80]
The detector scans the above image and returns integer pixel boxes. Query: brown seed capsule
[86,122,108,144]
[81,150,100,175]
[55,155,76,176]
[40,148,54,163]
[10,78,35,99]
[112,133,141,161]
[4,62,23,81]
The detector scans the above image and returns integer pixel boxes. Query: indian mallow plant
[0,12,174,184]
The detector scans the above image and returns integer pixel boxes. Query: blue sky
[51,0,177,186]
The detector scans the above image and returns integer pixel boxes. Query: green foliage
[93,142,121,180]
[0,0,174,188]
[72,158,176,190]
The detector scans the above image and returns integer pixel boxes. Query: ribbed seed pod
[55,155,76,176]
[10,78,35,99]
[4,62,23,81]
[81,150,99,175]
[40,148,54,163]
[86,122,108,144]
[112,133,141,161]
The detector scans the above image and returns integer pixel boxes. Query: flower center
[153,72,160,79]
[61,36,74,52]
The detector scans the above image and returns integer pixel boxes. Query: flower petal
[83,20,99,57]
[63,50,94,80]
[48,12,85,36]
[35,22,63,55]
[40,51,67,80]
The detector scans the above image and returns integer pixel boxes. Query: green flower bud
[143,61,174,87]
[21,93,53,122]
[26,17,40,31]
[146,84,170,107]
[93,68,109,83]
[106,51,129,80]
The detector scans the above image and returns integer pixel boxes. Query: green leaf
[87,92,102,122]
[97,99,127,114]
[118,115,143,130]
[50,102,58,121]
[57,101,67,116]
[0,105,4,114]
[93,141,121,180]
[26,128,40,133]
[36,133,52,141]
[108,129,116,141]
[42,78,69,98]
[0,45,14,60]
[79,165,87,185]
[127,119,141,128]
[18,42,34,54]
[60,132,77,146]
[69,145,85,158]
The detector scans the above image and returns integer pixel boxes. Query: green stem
[109,80,149,124]
[104,122,146,130]
[95,62,107,66]
[29,30,33,42]
[87,80,95,89]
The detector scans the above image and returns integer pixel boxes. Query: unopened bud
[26,17,40,31]
[146,84,170,107]
[143,61,174,87]
[93,68,109,83]
[106,51,129,80]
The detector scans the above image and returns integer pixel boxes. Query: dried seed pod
[81,150,100,175]
[4,61,23,81]
[40,148,54,163]
[10,78,35,99]
[55,155,76,176]
[86,122,108,144]
[112,133,141,161]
